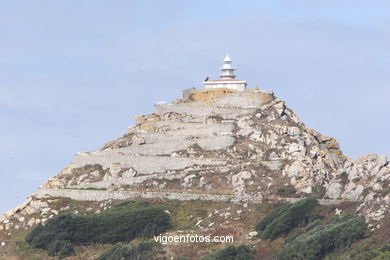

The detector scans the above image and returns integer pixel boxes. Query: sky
[1,0,389,214]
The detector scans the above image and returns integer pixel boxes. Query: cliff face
[326,154,390,223]
[1,88,389,230]
[42,88,346,194]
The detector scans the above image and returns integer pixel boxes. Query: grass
[163,200,215,230]
[2,196,375,260]
[0,229,48,260]
[47,197,104,215]
[63,187,108,191]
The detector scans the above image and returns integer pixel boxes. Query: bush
[379,240,390,252]
[373,252,390,260]
[276,185,297,196]
[25,215,74,254]
[26,201,171,257]
[338,172,349,184]
[255,197,318,240]
[47,240,74,257]
[199,245,256,260]
[96,240,164,260]
[275,214,367,260]
[331,238,390,260]
[343,238,381,260]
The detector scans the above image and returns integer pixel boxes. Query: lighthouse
[203,54,247,91]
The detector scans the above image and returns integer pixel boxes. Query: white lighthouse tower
[220,54,235,79]
[203,54,247,91]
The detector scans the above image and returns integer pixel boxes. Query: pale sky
[1,0,389,214]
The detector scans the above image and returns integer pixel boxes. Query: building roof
[206,79,243,82]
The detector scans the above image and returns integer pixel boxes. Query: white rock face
[232,171,252,187]
[326,154,390,221]
[182,174,197,187]
[33,90,346,197]
[248,231,258,238]
[232,171,252,195]
[325,181,342,199]
[342,184,364,200]
[27,218,36,227]
[283,161,307,178]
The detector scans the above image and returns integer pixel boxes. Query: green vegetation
[255,197,318,240]
[362,188,370,197]
[275,214,367,260]
[25,201,171,258]
[338,172,349,184]
[276,185,297,196]
[96,240,164,260]
[312,184,326,198]
[199,245,256,260]
[323,238,390,260]
[164,200,212,230]
[84,187,108,190]
[10,197,386,260]
[47,240,74,258]
[64,187,107,191]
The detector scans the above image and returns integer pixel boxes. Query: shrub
[373,252,390,260]
[333,239,390,260]
[345,238,380,260]
[255,197,318,240]
[276,185,297,196]
[338,172,349,184]
[312,184,326,198]
[26,201,171,257]
[199,245,256,260]
[96,240,164,260]
[379,240,390,252]
[275,214,367,260]
[25,215,74,253]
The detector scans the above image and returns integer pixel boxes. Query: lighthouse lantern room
[203,55,247,91]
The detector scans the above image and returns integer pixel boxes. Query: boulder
[325,181,342,199]
[342,183,364,200]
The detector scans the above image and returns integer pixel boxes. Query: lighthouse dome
[224,54,231,62]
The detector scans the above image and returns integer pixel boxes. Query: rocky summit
[1,87,389,259]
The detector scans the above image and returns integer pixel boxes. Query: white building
[203,54,247,91]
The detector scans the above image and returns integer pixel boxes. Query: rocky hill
[1,87,389,259]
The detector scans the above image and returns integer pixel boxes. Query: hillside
[1,87,389,259]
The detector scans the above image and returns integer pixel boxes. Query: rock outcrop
[1,87,389,230]
[326,154,390,222]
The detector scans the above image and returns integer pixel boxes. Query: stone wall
[72,154,224,174]
[35,188,232,202]
[34,188,343,206]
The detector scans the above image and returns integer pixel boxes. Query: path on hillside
[35,188,350,206]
